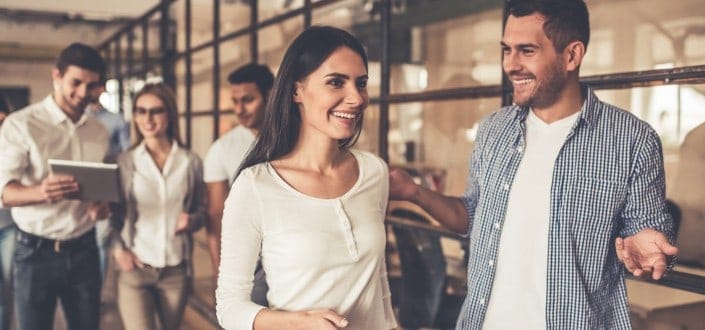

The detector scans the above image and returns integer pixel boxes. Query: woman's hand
[254,308,348,330]
[295,309,348,329]
[174,212,190,234]
[112,248,144,272]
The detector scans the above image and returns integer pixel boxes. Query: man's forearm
[413,186,469,234]
[1,181,43,207]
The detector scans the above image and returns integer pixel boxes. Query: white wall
[0,60,54,104]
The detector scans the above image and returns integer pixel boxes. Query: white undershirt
[203,125,256,185]
[131,142,189,267]
[483,109,580,329]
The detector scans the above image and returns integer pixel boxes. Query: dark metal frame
[96,0,705,150]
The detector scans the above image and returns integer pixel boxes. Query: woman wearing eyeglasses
[109,83,207,330]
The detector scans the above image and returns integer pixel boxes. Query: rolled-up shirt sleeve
[620,129,674,239]
[216,168,266,329]
[460,115,492,236]
[0,117,29,208]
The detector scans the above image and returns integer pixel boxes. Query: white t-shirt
[203,125,255,185]
[127,142,189,267]
[483,110,580,329]
[216,150,397,330]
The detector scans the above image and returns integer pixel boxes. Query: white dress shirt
[0,95,108,239]
[203,125,255,185]
[216,150,397,330]
[128,142,189,267]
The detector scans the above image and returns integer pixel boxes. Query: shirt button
[489,260,494,267]
[494,222,500,229]
[480,298,486,305]
[517,146,523,153]
[502,183,509,190]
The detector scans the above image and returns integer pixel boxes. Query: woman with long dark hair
[110,83,206,330]
[216,26,396,330]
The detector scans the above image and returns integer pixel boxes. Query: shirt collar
[42,94,90,127]
[577,85,599,128]
[135,141,147,155]
[135,140,178,156]
[43,95,68,125]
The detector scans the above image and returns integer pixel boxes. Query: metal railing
[385,213,705,296]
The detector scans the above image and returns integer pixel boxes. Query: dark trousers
[13,229,101,330]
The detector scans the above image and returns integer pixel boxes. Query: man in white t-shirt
[203,63,273,303]
[390,0,677,328]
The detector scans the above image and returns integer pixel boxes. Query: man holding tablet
[0,43,109,330]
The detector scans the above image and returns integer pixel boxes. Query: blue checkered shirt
[457,87,674,329]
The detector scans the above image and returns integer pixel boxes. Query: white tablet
[48,159,122,203]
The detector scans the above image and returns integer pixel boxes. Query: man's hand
[38,174,78,203]
[112,248,143,272]
[87,202,110,220]
[174,212,190,234]
[389,168,420,201]
[616,228,678,280]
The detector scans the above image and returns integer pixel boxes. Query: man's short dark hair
[227,63,275,97]
[506,0,590,51]
[56,43,107,82]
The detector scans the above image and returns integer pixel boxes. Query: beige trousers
[117,263,188,330]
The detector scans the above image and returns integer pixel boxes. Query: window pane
[189,48,214,112]
[584,0,705,75]
[258,18,303,73]
[186,115,214,158]
[389,97,501,196]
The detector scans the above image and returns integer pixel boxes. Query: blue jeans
[94,220,110,280]
[13,229,101,330]
[0,225,16,330]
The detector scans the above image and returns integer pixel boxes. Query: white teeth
[513,79,533,85]
[331,111,357,119]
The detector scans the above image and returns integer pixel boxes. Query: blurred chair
[665,199,681,238]
[390,208,464,329]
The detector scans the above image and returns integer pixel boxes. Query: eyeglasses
[134,107,166,116]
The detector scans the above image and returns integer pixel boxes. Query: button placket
[67,122,82,160]
[334,200,359,261]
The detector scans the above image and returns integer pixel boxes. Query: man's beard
[515,60,566,109]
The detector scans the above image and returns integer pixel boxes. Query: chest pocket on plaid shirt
[566,177,628,239]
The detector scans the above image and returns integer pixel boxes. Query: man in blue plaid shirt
[390,0,678,328]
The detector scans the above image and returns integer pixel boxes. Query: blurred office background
[1,1,705,329]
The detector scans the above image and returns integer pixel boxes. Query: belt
[142,261,185,272]
[17,228,96,253]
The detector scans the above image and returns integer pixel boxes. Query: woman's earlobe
[293,88,302,102]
